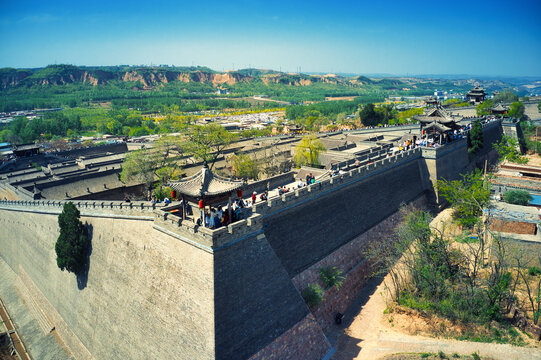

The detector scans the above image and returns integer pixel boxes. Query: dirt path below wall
[331,209,541,360]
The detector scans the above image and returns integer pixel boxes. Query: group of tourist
[251,190,269,203]
[199,198,249,229]
[305,173,316,186]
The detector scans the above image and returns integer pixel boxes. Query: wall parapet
[253,148,423,218]
[153,210,264,252]
[0,199,164,217]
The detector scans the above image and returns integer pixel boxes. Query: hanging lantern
[237,189,243,198]
[171,190,177,199]
[199,199,205,209]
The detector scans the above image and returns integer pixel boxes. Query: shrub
[154,185,173,201]
[528,266,541,276]
[319,266,345,289]
[472,352,481,360]
[302,284,324,307]
[503,190,532,206]
[55,202,88,274]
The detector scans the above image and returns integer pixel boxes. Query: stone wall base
[292,195,428,332]
[248,313,333,360]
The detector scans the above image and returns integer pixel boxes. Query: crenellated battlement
[152,209,264,252]
[0,198,164,218]
[253,147,423,217]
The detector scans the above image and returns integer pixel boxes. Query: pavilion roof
[414,105,462,126]
[491,103,509,112]
[423,121,452,133]
[466,86,486,95]
[168,164,243,198]
[416,116,457,125]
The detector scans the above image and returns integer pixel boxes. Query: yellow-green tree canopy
[120,136,183,188]
[229,153,260,180]
[294,135,326,167]
[182,124,238,169]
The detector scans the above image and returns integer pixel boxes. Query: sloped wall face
[263,157,428,277]
[0,210,215,360]
[213,232,322,360]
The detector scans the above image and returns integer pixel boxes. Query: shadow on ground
[326,274,387,359]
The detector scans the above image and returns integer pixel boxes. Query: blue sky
[1,0,540,76]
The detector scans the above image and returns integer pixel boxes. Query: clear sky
[1,0,540,76]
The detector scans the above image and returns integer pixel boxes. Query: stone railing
[0,199,164,217]
[421,138,467,159]
[251,148,423,217]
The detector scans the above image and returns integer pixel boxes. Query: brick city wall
[0,208,216,360]
[248,314,333,360]
[263,154,429,277]
[291,195,428,332]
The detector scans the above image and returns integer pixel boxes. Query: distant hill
[0,64,392,90]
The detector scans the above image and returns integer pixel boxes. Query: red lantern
[199,200,205,209]
[171,190,177,199]
[237,189,243,198]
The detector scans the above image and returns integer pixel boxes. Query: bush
[319,266,345,289]
[154,186,173,201]
[528,266,541,276]
[302,284,324,307]
[503,190,532,206]
[55,202,88,274]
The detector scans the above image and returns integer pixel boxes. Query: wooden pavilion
[167,163,244,223]
[414,106,462,143]
[490,103,509,116]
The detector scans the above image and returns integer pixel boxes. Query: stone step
[14,276,54,334]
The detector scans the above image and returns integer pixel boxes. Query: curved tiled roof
[491,103,509,112]
[168,164,243,198]
[423,121,451,132]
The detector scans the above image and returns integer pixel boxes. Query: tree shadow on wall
[77,223,93,290]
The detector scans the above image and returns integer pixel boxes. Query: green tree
[437,170,491,229]
[494,135,527,164]
[183,124,238,169]
[359,103,384,127]
[294,135,326,167]
[301,284,324,307]
[55,202,89,274]
[476,99,494,116]
[467,119,484,155]
[120,136,183,191]
[503,190,532,206]
[228,153,260,180]
[106,119,123,135]
[507,101,525,120]
[493,90,519,104]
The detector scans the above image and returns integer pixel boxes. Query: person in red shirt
[251,191,257,204]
